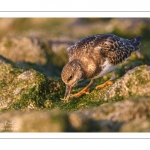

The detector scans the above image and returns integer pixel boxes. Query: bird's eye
[68,75,73,81]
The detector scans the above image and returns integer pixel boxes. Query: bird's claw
[85,91,89,94]
[60,97,69,103]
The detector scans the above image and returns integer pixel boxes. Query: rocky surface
[0,36,72,77]
[104,65,150,100]
[0,97,150,132]
[0,18,150,132]
[0,54,150,132]
[0,55,64,111]
[69,97,150,132]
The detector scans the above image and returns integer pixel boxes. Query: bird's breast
[79,56,97,79]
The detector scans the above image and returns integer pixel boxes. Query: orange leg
[95,80,113,89]
[70,79,94,98]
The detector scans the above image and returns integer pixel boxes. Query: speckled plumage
[61,34,142,101]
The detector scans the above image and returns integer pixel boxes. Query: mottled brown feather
[67,34,142,66]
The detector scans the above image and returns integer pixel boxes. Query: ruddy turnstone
[61,34,142,102]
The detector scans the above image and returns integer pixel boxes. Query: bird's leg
[95,80,113,89]
[70,79,94,98]
[95,71,116,89]
[109,70,116,81]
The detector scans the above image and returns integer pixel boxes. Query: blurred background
[0,18,150,77]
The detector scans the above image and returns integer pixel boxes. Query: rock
[0,36,47,64]
[120,118,150,132]
[0,110,72,132]
[0,97,150,132]
[103,65,150,100]
[0,18,150,132]
[0,36,70,76]
[69,97,150,132]
[0,55,64,110]
[0,55,150,132]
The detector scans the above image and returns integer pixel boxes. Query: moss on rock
[103,65,150,100]
[0,44,150,132]
[1,97,150,132]
[0,55,64,111]
[0,18,150,132]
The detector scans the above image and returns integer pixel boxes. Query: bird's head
[61,59,83,101]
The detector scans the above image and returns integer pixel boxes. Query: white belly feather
[93,58,117,79]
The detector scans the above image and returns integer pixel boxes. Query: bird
[61,34,142,102]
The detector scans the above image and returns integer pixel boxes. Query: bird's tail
[129,36,142,51]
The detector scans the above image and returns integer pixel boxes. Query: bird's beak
[64,85,72,101]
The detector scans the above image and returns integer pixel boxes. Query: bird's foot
[95,80,113,89]
[60,98,68,102]
[60,96,70,103]
[70,79,94,98]
[70,88,90,98]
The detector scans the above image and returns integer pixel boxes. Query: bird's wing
[66,34,137,64]
[66,35,98,61]
[66,46,75,61]
[96,35,135,65]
